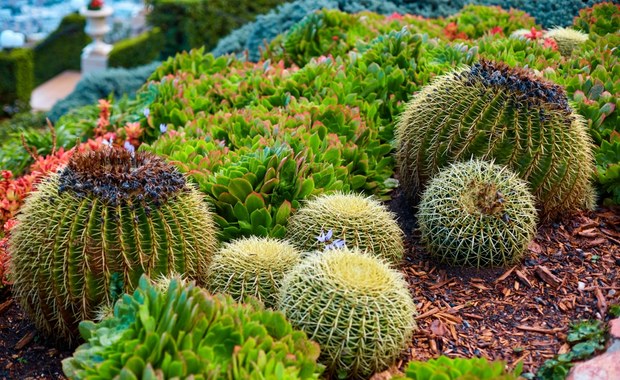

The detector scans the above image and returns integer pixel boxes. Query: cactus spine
[9,149,219,342]
[396,59,595,219]
[544,27,589,56]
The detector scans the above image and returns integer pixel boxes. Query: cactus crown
[58,149,186,206]
[466,59,570,116]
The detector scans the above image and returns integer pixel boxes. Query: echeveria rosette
[9,149,219,342]
[207,236,303,308]
[286,192,404,265]
[417,159,538,268]
[396,59,596,219]
[62,275,324,379]
[397,356,522,380]
[278,248,416,379]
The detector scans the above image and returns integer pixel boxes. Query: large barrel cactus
[417,159,538,268]
[9,149,219,342]
[396,59,595,219]
[63,275,323,379]
[278,248,416,379]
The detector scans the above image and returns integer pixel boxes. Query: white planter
[80,6,113,56]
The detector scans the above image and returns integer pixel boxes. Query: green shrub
[207,236,302,308]
[396,60,596,219]
[0,48,33,117]
[33,13,90,86]
[62,275,323,379]
[108,28,164,68]
[573,2,620,36]
[446,4,538,40]
[417,159,538,267]
[9,149,219,342]
[146,0,285,58]
[398,356,521,380]
[278,248,416,379]
[0,111,46,142]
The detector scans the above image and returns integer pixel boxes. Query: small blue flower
[124,141,135,156]
[143,108,150,118]
[317,229,333,243]
[159,123,167,133]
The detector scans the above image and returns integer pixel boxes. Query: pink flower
[524,27,544,40]
[490,26,503,35]
[387,12,403,21]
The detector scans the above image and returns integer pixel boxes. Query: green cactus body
[417,159,538,267]
[396,59,595,219]
[207,236,302,308]
[286,192,404,265]
[278,248,416,379]
[9,149,219,342]
[62,275,324,379]
[545,27,589,56]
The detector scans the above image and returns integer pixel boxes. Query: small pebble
[578,281,586,290]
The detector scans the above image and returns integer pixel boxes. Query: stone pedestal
[80,6,113,74]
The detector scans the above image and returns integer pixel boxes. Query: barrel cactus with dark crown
[9,149,219,342]
[396,59,595,219]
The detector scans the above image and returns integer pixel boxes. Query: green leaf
[228,178,254,202]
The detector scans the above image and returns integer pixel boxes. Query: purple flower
[124,141,135,156]
[159,123,167,133]
[143,108,150,118]
[325,239,346,251]
[102,138,113,146]
[317,229,333,243]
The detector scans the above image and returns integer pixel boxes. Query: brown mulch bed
[391,190,620,375]
[0,194,618,379]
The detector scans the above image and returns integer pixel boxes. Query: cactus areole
[396,59,595,219]
[9,149,218,342]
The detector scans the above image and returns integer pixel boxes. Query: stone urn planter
[80,6,114,56]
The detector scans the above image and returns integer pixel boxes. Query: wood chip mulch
[391,191,620,374]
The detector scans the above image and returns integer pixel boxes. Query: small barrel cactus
[278,248,417,379]
[286,192,404,265]
[417,159,538,267]
[396,59,595,219]
[9,149,219,341]
[207,236,303,308]
[62,275,323,379]
[544,27,589,56]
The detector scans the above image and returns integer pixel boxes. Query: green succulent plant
[207,236,303,308]
[396,59,596,219]
[286,192,404,265]
[278,248,416,379]
[398,356,522,380]
[62,275,324,379]
[9,149,219,342]
[417,159,538,267]
[545,27,589,56]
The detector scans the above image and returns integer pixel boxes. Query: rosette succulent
[398,356,521,380]
[9,149,219,341]
[417,159,538,267]
[207,236,303,308]
[278,248,416,379]
[286,192,404,265]
[396,59,595,219]
[62,275,323,379]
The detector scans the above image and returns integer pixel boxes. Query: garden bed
[1,198,618,379]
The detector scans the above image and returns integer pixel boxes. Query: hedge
[108,28,164,68]
[0,48,34,116]
[33,13,90,86]
[212,0,608,61]
[146,0,285,58]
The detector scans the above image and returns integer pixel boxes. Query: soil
[0,191,618,379]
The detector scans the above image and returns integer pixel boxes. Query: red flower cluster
[88,0,104,11]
